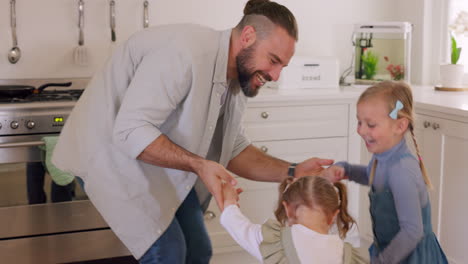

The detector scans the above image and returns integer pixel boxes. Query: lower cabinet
[415,113,468,264]
[205,94,362,261]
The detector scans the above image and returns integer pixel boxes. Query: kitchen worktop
[252,85,468,122]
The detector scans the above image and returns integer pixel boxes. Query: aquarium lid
[354,22,413,34]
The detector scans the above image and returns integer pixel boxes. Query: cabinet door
[416,114,468,264]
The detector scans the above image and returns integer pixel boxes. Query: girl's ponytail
[274,177,296,225]
[334,181,356,239]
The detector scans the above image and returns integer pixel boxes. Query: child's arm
[373,160,425,263]
[321,161,369,185]
[220,183,264,262]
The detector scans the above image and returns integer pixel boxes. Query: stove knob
[26,121,35,129]
[10,121,19,129]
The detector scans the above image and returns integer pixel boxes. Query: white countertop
[252,85,468,121]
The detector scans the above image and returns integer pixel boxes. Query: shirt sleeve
[335,161,369,185]
[376,159,425,264]
[231,124,251,160]
[220,205,263,262]
[112,45,192,159]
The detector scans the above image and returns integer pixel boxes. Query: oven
[0,78,134,263]
[0,78,88,208]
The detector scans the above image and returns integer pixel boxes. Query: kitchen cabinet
[204,88,363,261]
[415,112,468,264]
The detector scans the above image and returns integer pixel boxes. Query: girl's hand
[221,182,243,210]
[319,165,346,182]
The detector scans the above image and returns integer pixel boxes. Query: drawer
[253,137,348,162]
[244,104,348,141]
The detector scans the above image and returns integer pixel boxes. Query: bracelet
[288,163,297,177]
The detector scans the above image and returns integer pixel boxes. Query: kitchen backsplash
[0,0,407,81]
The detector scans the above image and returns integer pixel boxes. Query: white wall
[0,0,414,81]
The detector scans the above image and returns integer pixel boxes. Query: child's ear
[395,117,409,134]
[329,209,340,225]
[282,201,296,225]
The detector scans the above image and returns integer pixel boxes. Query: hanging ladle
[8,0,21,64]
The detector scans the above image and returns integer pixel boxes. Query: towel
[40,136,75,186]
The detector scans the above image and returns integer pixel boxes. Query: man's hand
[221,182,243,209]
[194,160,237,211]
[295,157,334,178]
[319,165,346,182]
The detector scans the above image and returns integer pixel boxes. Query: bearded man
[53,0,333,263]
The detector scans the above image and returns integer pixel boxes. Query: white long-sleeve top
[220,205,344,263]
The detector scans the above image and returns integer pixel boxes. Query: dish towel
[40,136,75,186]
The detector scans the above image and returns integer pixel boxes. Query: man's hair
[235,0,298,41]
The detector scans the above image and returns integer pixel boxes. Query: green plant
[451,35,462,64]
[361,50,379,80]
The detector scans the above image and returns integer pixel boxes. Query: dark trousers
[26,162,75,204]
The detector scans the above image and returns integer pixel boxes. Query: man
[53,0,333,263]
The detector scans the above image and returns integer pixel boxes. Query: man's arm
[227,144,334,182]
[137,134,236,210]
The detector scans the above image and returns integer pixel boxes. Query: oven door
[0,134,87,207]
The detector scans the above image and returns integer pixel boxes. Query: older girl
[322,81,447,263]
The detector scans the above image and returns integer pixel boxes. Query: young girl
[321,81,447,263]
[220,176,368,263]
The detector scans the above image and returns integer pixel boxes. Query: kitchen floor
[0,162,87,207]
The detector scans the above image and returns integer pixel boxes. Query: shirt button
[157,229,162,234]
[186,185,191,190]
[209,126,213,130]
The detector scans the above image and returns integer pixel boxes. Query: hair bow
[389,100,403,120]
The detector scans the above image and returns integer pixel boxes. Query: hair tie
[283,177,297,194]
[389,100,403,120]
[334,186,341,205]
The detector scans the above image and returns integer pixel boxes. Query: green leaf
[451,36,462,64]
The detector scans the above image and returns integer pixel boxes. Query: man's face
[236,26,295,97]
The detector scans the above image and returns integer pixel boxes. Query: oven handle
[0,141,44,148]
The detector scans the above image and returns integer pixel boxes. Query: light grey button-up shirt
[52,24,250,258]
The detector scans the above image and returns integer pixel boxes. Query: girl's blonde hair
[274,176,355,239]
[358,80,432,188]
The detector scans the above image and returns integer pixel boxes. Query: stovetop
[0,89,84,103]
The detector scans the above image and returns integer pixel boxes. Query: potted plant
[440,11,467,89]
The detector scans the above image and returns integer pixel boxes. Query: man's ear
[240,25,257,48]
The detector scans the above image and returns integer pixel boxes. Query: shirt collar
[374,138,409,162]
[213,28,232,85]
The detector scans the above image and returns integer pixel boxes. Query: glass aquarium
[352,22,412,85]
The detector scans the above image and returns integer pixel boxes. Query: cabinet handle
[432,123,440,130]
[261,111,269,119]
[423,121,431,128]
[204,210,216,221]
[260,146,268,153]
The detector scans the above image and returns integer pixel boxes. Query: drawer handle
[432,123,440,130]
[204,210,216,221]
[261,111,269,119]
[423,121,431,128]
[260,146,268,153]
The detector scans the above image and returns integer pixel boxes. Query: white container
[440,64,464,88]
[277,56,339,90]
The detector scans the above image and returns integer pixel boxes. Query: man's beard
[236,44,270,97]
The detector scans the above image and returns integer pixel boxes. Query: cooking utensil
[73,0,88,66]
[143,0,149,28]
[8,0,21,64]
[110,0,116,42]
[0,82,72,98]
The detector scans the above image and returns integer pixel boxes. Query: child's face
[357,97,404,154]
